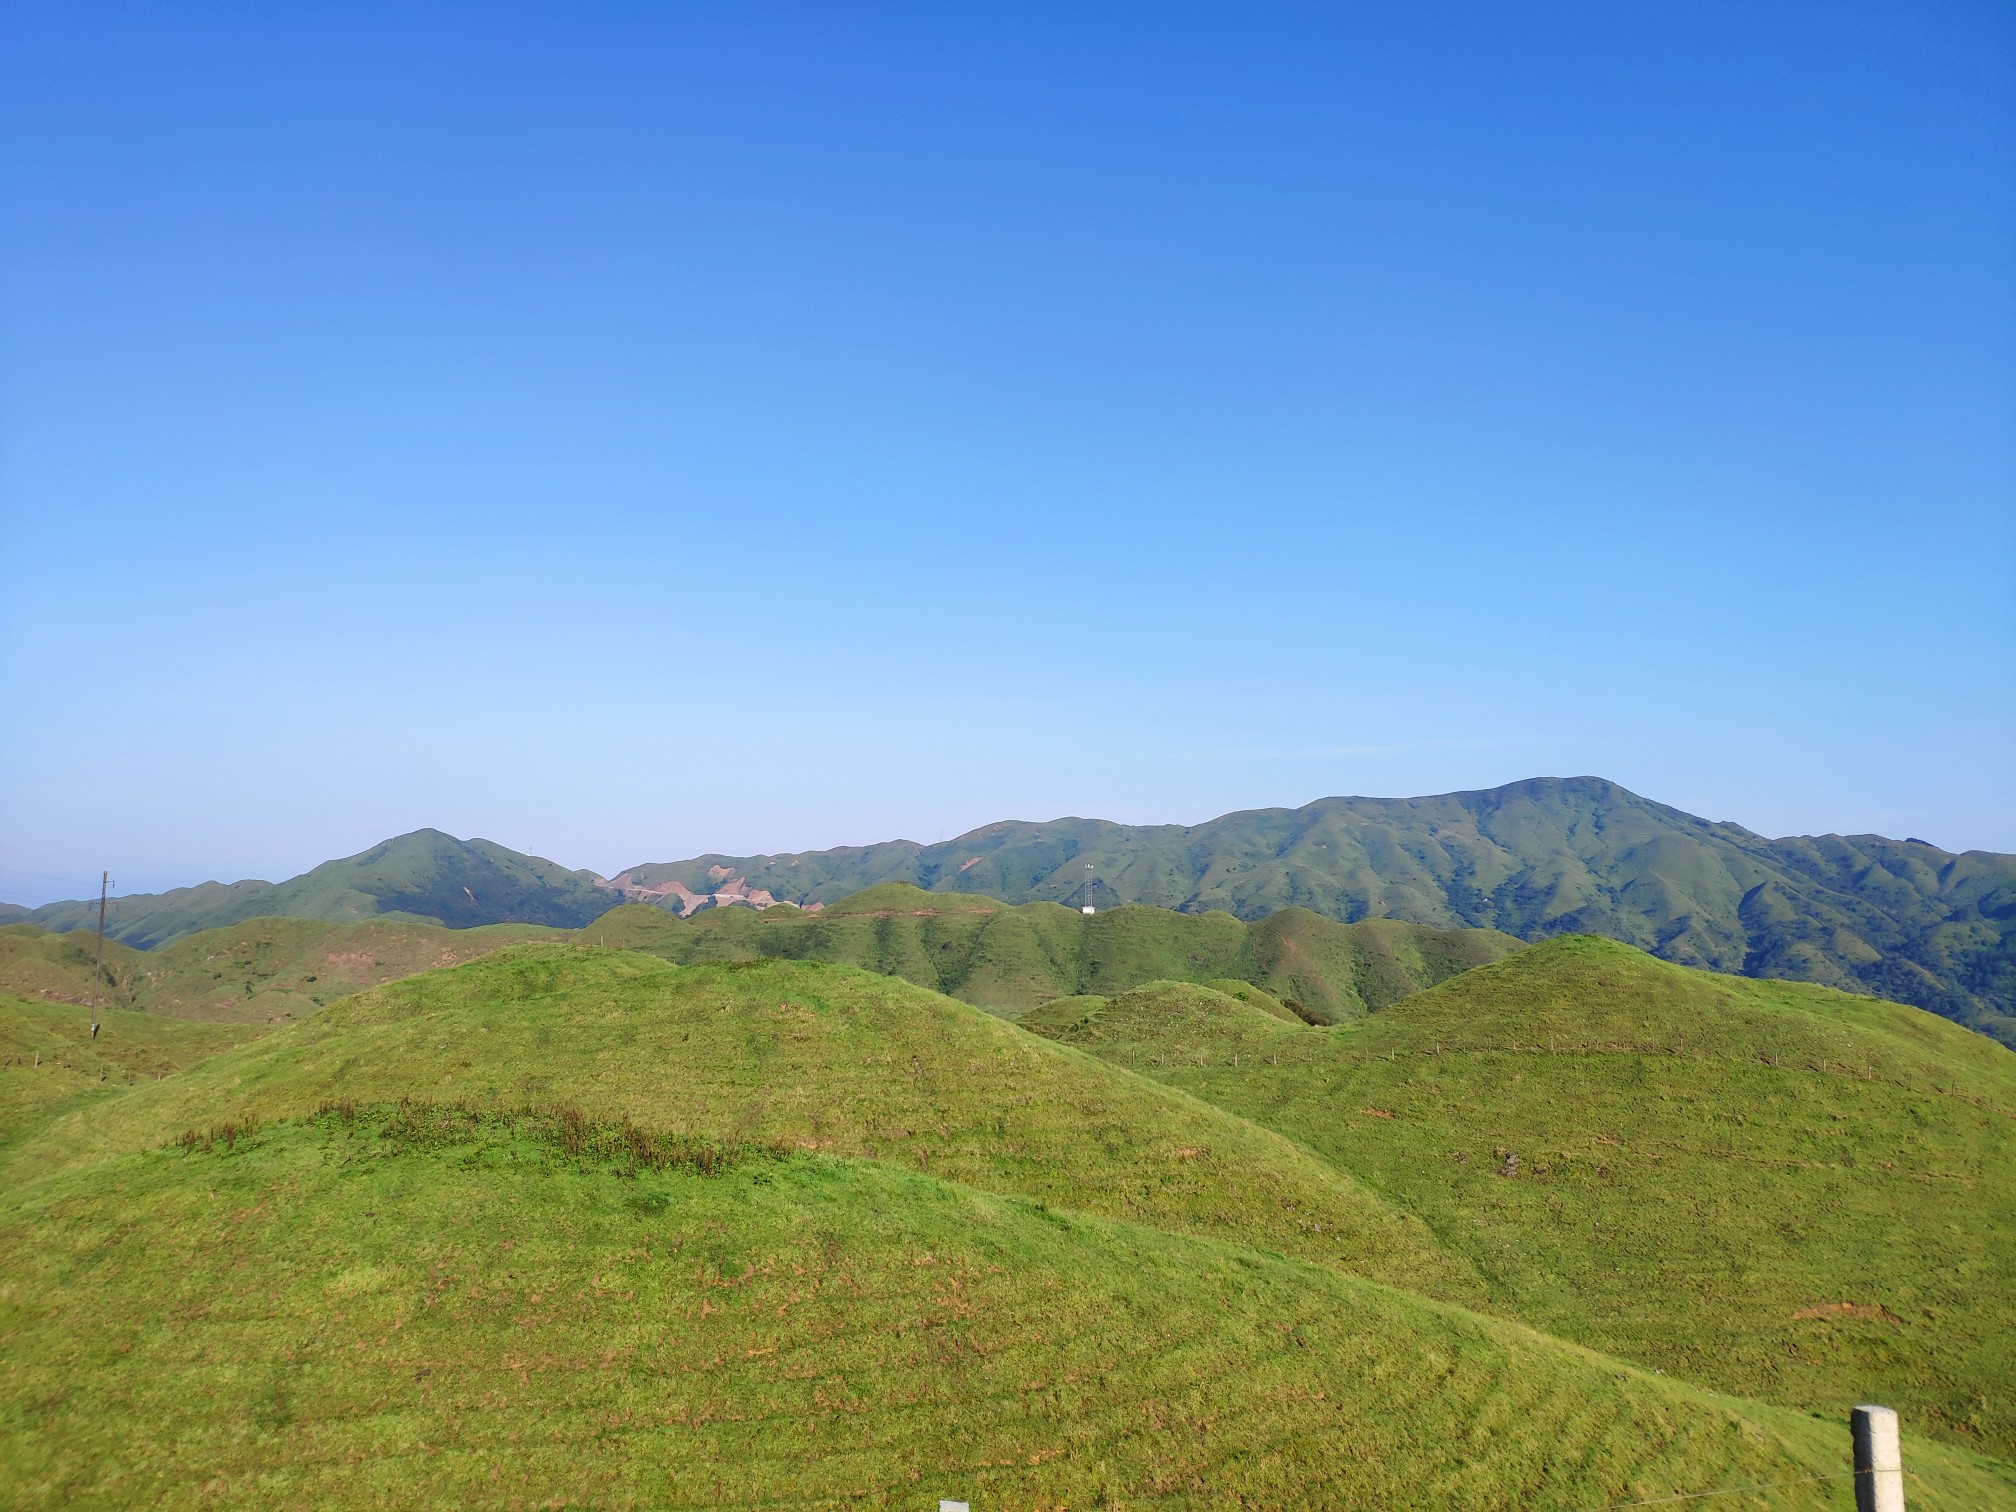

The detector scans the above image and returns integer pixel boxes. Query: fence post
[1852,1404,1905,1512]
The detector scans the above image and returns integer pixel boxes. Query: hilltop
[2,938,2011,1504]
[0,916,560,1023]
[7,946,1480,1296]
[18,777,2010,1043]
[0,892,1514,1036]
[579,886,1518,1019]
[1026,936,2016,1456]
[17,830,610,948]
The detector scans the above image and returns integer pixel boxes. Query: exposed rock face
[595,871,819,917]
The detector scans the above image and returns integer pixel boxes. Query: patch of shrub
[292,1097,787,1177]
[170,1112,263,1154]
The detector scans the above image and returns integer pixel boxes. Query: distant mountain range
[11,776,2013,1043]
[6,831,611,949]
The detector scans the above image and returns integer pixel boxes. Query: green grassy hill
[6,936,2012,1505]
[0,916,560,1023]
[1029,937,2016,1457]
[1018,978,1308,1051]
[620,778,2016,1044]
[0,996,263,1150]
[580,887,1518,1019]
[6,947,1482,1298]
[0,887,1507,1035]
[14,1105,2013,1509]
[0,924,152,1009]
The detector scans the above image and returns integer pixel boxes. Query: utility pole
[90,871,109,1041]
[1852,1405,1906,1512]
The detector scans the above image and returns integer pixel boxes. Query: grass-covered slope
[0,924,153,1009]
[0,916,560,1023]
[7,947,1478,1297]
[621,778,2016,1043]
[6,1106,2013,1510]
[581,889,1518,1020]
[1033,937,2016,1455]
[1,890,1505,1029]
[1019,979,1309,1056]
[0,996,262,1149]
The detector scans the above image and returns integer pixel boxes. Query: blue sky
[3,1,2012,902]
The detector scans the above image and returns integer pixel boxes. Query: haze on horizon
[3,1,2012,907]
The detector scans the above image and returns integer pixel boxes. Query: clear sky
[3,1,2012,904]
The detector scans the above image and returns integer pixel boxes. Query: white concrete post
[1852,1404,1905,1512]
[938,1502,970,1512]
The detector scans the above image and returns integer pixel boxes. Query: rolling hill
[1025,936,2016,1457]
[4,945,2013,1506]
[4,946,1480,1296]
[0,996,264,1151]
[0,916,560,1023]
[580,885,1519,1019]
[17,1106,2013,1509]
[21,776,2006,1043]
[0,891,1514,1038]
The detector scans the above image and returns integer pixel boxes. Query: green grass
[0,916,562,1024]
[0,996,263,1151]
[0,925,153,1011]
[6,935,2011,1507]
[1018,980,1309,1050]
[581,888,1519,1020]
[6,1103,2013,1509]
[1031,936,2016,1456]
[6,947,1480,1299]
[0,886,1516,1028]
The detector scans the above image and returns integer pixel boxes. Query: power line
[0,863,104,888]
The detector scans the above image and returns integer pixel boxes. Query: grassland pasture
[6,1103,2012,1509]
[1032,937,2016,1456]
[1,919,2010,1507]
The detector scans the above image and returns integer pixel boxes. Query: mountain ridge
[625,775,2016,1043]
[17,829,612,949]
[16,776,2015,1043]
